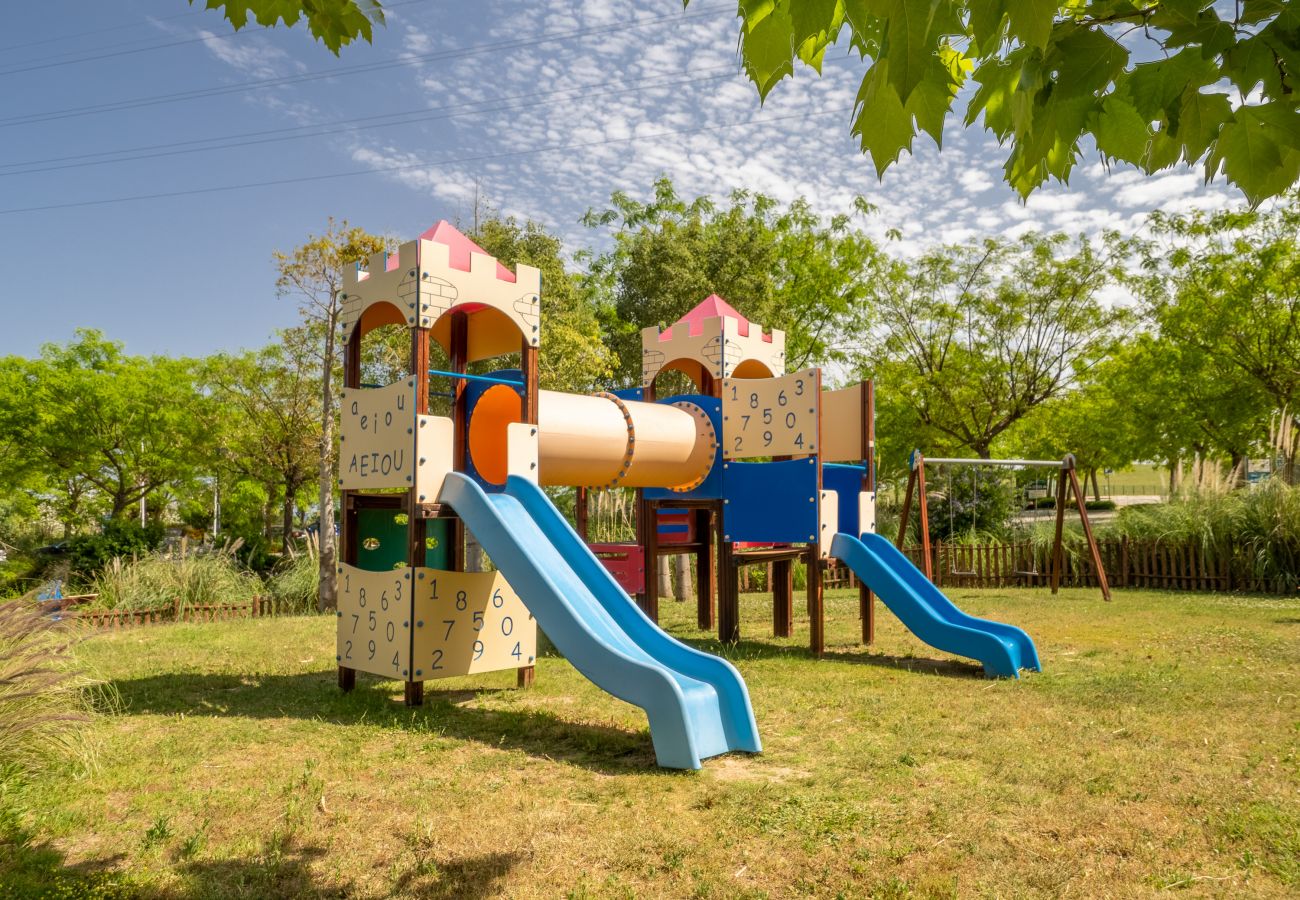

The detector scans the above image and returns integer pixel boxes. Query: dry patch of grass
[2,586,1297,898]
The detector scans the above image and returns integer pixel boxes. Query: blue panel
[644,394,724,501]
[610,385,645,402]
[823,463,866,536]
[721,458,819,544]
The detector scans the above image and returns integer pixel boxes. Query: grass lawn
[3,586,1297,898]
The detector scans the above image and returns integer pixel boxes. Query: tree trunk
[673,555,692,603]
[1168,458,1181,496]
[657,554,674,601]
[1228,451,1247,488]
[317,319,338,611]
[282,486,295,552]
[1089,468,1100,502]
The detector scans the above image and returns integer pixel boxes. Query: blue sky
[1,0,1245,359]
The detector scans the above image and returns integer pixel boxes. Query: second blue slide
[832,532,1040,678]
[439,472,761,769]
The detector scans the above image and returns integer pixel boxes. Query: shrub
[63,520,163,579]
[91,545,260,612]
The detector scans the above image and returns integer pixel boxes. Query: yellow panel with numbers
[721,368,819,459]
[336,564,414,680]
[410,568,537,679]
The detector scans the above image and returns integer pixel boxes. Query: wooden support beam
[807,549,824,657]
[1068,463,1112,601]
[1051,465,1069,595]
[696,505,715,630]
[773,558,793,638]
[859,380,875,645]
[718,521,740,644]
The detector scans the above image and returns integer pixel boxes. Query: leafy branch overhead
[697,0,1300,204]
[190,0,385,54]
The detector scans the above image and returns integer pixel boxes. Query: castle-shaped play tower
[334,220,1040,770]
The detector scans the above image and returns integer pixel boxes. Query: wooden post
[575,487,589,540]
[896,467,916,551]
[1067,461,1112,601]
[807,549,824,657]
[517,335,540,688]
[718,511,740,644]
[1050,460,1069,595]
[859,380,875,645]
[773,557,793,638]
[402,323,431,705]
[696,505,715,630]
[337,323,363,693]
[642,498,660,622]
[916,460,932,582]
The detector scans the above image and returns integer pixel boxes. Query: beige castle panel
[410,568,537,678]
[340,380,418,491]
[340,240,426,336]
[506,422,539,483]
[336,565,414,680]
[421,240,542,362]
[819,490,839,558]
[641,316,786,388]
[859,490,877,535]
[820,384,867,462]
[721,368,819,459]
[414,415,454,504]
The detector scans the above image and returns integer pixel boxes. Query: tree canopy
[188,1,384,53]
[699,0,1300,204]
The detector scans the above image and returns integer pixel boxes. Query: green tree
[0,331,204,526]
[203,328,322,547]
[863,231,1131,458]
[188,1,384,53]
[1141,196,1300,479]
[582,177,878,385]
[470,216,614,393]
[275,220,391,611]
[698,1,1300,203]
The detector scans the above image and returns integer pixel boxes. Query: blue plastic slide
[439,473,761,769]
[831,532,1041,678]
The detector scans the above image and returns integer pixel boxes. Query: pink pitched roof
[660,294,771,342]
[414,220,516,282]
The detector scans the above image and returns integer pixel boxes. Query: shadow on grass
[108,670,667,775]
[0,836,132,899]
[673,635,988,679]
[393,849,525,899]
[170,841,339,899]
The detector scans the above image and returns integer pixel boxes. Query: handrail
[427,368,524,388]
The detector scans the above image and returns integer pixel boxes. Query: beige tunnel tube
[469,386,716,490]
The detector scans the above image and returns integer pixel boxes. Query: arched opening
[730,359,776,380]
[467,384,521,485]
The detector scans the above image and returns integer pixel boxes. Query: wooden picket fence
[893,537,1296,594]
[59,596,289,630]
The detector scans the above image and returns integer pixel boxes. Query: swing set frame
[895,451,1112,601]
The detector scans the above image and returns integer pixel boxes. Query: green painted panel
[355,508,453,572]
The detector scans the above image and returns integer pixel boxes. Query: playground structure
[334,220,1040,770]
[896,452,1112,602]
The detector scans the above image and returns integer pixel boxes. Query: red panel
[656,509,696,545]
[588,543,645,595]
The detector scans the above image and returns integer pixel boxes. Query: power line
[0,5,732,128]
[0,6,204,53]
[0,106,850,215]
[0,0,437,77]
[0,66,741,177]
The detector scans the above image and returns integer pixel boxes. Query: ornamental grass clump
[91,541,260,612]
[0,599,97,775]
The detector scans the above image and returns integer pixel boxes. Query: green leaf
[880,0,960,104]
[1005,0,1057,51]
[852,63,917,176]
[1210,107,1300,205]
[1174,90,1232,161]
[1046,24,1128,98]
[740,3,798,99]
[1227,34,1284,97]
[1126,48,1219,121]
[966,55,1022,137]
[1092,95,1150,163]
[968,0,1009,53]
